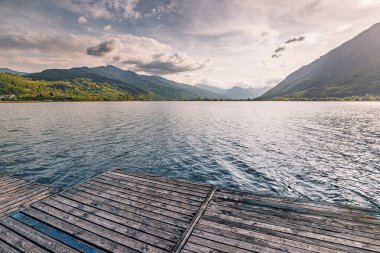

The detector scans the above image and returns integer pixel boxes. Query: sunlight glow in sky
[1,0,380,88]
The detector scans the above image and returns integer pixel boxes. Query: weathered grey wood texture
[1,170,380,253]
[0,170,214,252]
[183,190,380,253]
[0,173,56,217]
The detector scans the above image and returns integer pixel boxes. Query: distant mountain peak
[195,83,271,99]
[104,65,120,70]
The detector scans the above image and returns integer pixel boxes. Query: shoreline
[1,100,379,103]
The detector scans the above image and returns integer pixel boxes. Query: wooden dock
[1,169,380,252]
[0,173,57,218]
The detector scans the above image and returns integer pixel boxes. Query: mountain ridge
[26,65,223,100]
[0,68,28,76]
[259,23,380,100]
[195,84,271,99]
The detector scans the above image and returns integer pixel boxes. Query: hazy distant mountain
[260,23,380,100]
[196,84,271,99]
[27,65,222,100]
[0,68,27,76]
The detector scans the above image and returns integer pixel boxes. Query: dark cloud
[285,36,305,44]
[113,55,121,61]
[122,53,207,74]
[271,36,305,59]
[274,46,285,53]
[86,39,119,56]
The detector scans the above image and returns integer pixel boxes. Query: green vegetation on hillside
[26,65,223,100]
[0,73,156,101]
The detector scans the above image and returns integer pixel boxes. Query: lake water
[0,101,379,209]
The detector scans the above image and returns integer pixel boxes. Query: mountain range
[1,23,380,101]
[0,65,268,101]
[26,65,225,100]
[260,23,380,100]
[195,84,271,99]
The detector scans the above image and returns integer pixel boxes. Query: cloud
[274,46,286,53]
[78,16,87,24]
[2,0,380,86]
[0,32,93,54]
[271,36,305,58]
[59,0,140,21]
[86,39,120,56]
[104,25,112,31]
[122,53,208,74]
[113,55,121,61]
[285,36,305,44]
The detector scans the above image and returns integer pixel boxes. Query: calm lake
[0,101,379,209]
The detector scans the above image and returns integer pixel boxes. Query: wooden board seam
[171,185,217,253]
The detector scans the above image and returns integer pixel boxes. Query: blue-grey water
[0,102,379,209]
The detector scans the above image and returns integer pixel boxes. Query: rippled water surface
[0,102,379,208]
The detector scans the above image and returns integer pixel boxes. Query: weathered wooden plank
[22,207,139,253]
[211,194,380,235]
[1,188,51,207]
[197,220,313,253]
[197,218,372,253]
[0,223,49,253]
[197,223,321,253]
[216,191,380,221]
[73,185,192,224]
[42,197,175,251]
[76,184,197,215]
[77,182,197,217]
[207,201,380,237]
[57,191,183,235]
[0,180,29,191]
[213,199,380,226]
[172,185,216,253]
[32,202,167,253]
[180,249,198,253]
[184,242,228,253]
[208,200,380,233]
[0,176,20,185]
[218,189,380,214]
[0,182,31,196]
[205,209,380,246]
[0,185,43,204]
[0,240,20,253]
[214,191,380,224]
[12,212,105,253]
[188,235,281,253]
[98,174,206,201]
[0,216,80,253]
[106,172,208,197]
[0,189,53,217]
[114,170,212,191]
[0,174,56,217]
[88,178,203,207]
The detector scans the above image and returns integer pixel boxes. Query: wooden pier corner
[1,169,379,252]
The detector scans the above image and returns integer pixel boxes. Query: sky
[1,0,380,88]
